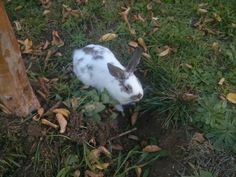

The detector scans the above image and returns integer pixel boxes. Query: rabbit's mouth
[130,93,143,102]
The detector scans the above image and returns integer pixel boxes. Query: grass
[1,0,236,176]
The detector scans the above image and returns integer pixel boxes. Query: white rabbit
[72,44,143,111]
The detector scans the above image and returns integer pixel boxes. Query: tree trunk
[0,1,40,116]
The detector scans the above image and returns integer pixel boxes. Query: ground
[1,0,236,177]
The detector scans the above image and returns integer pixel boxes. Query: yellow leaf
[135,167,142,177]
[99,33,118,42]
[218,78,225,85]
[53,108,70,118]
[130,112,138,126]
[197,8,208,14]
[213,13,221,22]
[23,39,33,53]
[143,145,161,152]
[94,163,109,170]
[128,41,138,48]
[192,132,205,143]
[73,169,81,177]
[137,38,147,52]
[43,9,50,16]
[41,119,58,129]
[212,42,220,52]
[56,113,67,133]
[85,170,104,177]
[226,93,236,104]
[158,46,171,57]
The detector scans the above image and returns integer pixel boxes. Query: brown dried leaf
[218,78,225,85]
[94,163,109,170]
[147,2,153,10]
[130,112,138,126]
[135,167,142,177]
[142,52,151,59]
[56,113,67,133]
[185,63,193,69]
[182,93,198,102]
[128,135,139,141]
[14,5,23,11]
[62,4,80,22]
[85,170,104,177]
[53,108,70,118]
[192,132,205,143]
[232,23,236,29]
[112,144,124,151]
[23,39,33,54]
[158,46,171,57]
[73,169,81,177]
[198,8,208,14]
[43,40,50,50]
[137,38,147,52]
[212,42,220,52]
[226,93,236,104]
[143,145,161,152]
[43,9,50,16]
[40,0,52,9]
[128,41,138,48]
[213,13,221,22]
[51,30,64,47]
[99,33,118,42]
[41,118,58,129]
[13,21,22,31]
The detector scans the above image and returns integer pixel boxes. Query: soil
[1,108,235,177]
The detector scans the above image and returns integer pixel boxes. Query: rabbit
[72,44,143,112]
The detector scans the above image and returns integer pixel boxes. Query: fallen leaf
[73,169,81,177]
[23,39,33,54]
[213,13,221,22]
[128,135,139,141]
[43,9,50,16]
[62,4,80,22]
[192,132,205,143]
[13,21,22,31]
[51,30,64,47]
[85,170,104,177]
[53,108,70,118]
[219,95,226,101]
[137,38,147,52]
[198,8,208,14]
[182,93,198,102]
[135,167,142,177]
[226,93,236,104]
[128,41,138,48]
[142,52,151,59]
[184,63,193,69]
[56,113,67,133]
[212,42,220,52]
[99,33,118,42]
[218,78,225,85]
[14,5,23,11]
[41,119,58,129]
[147,2,152,10]
[232,23,236,29]
[111,144,124,151]
[143,145,161,152]
[119,7,136,35]
[94,163,109,170]
[43,40,50,50]
[130,112,138,126]
[76,0,88,5]
[157,46,171,57]
[40,0,52,9]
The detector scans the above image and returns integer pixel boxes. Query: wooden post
[0,1,40,116]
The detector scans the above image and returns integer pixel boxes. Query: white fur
[73,44,143,105]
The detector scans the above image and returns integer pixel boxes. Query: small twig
[109,127,137,141]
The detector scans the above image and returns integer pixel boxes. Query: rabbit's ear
[126,47,143,73]
[107,63,126,80]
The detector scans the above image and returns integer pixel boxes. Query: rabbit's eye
[123,84,132,93]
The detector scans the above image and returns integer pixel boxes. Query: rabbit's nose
[130,93,143,101]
